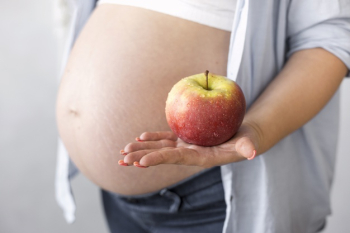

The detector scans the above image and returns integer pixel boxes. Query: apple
[165,71,246,146]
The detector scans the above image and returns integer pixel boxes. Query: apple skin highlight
[166,72,246,147]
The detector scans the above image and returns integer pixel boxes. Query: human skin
[121,48,347,168]
[56,4,231,195]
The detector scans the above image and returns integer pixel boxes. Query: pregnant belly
[56,4,231,195]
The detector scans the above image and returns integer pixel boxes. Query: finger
[234,136,256,160]
[124,139,177,153]
[139,131,178,141]
[120,150,128,156]
[123,149,161,165]
[138,148,207,167]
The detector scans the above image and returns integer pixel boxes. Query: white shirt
[98,0,237,31]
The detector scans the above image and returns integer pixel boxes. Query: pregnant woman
[56,1,350,233]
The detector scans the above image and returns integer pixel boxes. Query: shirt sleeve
[287,0,350,77]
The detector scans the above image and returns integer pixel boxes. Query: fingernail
[120,150,128,156]
[135,137,144,142]
[118,160,129,166]
[133,161,148,168]
[247,150,256,160]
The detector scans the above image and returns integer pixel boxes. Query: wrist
[239,120,263,156]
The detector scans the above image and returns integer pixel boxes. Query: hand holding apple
[118,71,257,168]
[119,124,257,168]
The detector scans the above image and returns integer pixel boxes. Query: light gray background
[0,1,349,233]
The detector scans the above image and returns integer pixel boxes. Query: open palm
[119,124,258,168]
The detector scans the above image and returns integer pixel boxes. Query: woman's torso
[56,4,231,195]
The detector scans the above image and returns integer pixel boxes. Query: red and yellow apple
[165,71,246,146]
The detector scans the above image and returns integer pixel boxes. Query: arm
[120,48,347,168]
[244,48,347,155]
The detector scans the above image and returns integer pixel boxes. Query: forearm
[244,48,347,155]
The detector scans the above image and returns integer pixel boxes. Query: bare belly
[56,4,231,195]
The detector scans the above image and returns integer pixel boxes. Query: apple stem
[205,70,209,90]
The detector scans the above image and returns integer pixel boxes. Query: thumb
[235,136,256,160]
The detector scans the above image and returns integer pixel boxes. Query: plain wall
[0,1,349,232]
